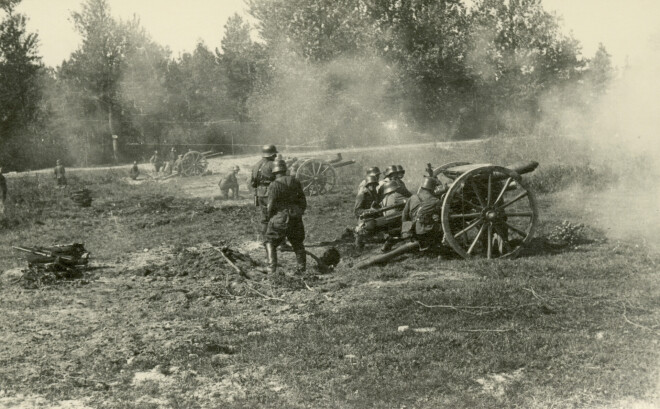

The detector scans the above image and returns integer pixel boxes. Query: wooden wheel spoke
[487,223,493,259]
[470,182,486,208]
[449,213,481,220]
[498,191,528,210]
[467,223,486,255]
[505,222,527,238]
[494,177,512,206]
[487,173,492,206]
[453,218,482,239]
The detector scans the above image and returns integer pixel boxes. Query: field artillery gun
[178,150,223,177]
[283,153,356,196]
[356,161,539,268]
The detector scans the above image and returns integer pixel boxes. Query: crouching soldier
[401,176,444,250]
[219,165,241,199]
[265,160,307,275]
[378,180,407,252]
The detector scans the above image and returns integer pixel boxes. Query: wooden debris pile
[13,243,90,288]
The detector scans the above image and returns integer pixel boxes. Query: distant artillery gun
[356,161,539,268]
[284,153,356,196]
[179,150,223,177]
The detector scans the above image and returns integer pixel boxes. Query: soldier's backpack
[414,194,440,234]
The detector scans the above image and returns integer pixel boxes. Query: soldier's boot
[265,242,278,275]
[294,250,306,275]
[222,191,229,200]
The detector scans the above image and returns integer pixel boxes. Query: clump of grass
[547,220,589,246]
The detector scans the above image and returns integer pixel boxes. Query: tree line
[0,0,613,170]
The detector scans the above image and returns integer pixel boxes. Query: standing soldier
[173,154,184,175]
[250,144,278,242]
[401,176,444,250]
[54,160,67,187]
[150,150,163,173]
[265,160,307,274]
[129,161,140,180]
[219,165,241,200]
[0,166,7,216]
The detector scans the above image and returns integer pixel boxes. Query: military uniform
[250,157,276,239]
[219,171,240,199]
[266,171,307,273]
[354,185,380,218]
[54,164,67,186]
[380,189,407,216]
[129,163,139,180]
[402,189,443,248]
[150,152,163,172]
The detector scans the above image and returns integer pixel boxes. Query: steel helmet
[232,165,240,172]
[383,165,397,178]
[366,166,381,177]
[262,144,278,158]
[272,160,287,174]
[395,165,405,176]
[420,176,439,191]
[365,175,379,187]
[381,180,399,196]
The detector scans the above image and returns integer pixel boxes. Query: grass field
[0,138,659,408]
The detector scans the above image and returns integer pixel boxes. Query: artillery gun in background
[356,161,539,268]
[281,153,356,196]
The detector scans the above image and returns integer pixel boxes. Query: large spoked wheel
[181,151,208,176]
[441,165,538,259]
[295,159,337,196]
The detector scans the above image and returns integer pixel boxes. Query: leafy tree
[585,43,613,95]
[0,1,44,169]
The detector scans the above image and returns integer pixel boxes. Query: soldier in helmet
[354,175,380,219]
[357,166,381,192]
[265,159,307,274]
[394,165,412,198]
[149,150,163,173]
[250,144,278,242]
[378,179,407,251]
[402,176,446,250]
[219,165,241,200]
[54,160,67,187]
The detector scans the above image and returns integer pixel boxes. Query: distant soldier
[0,166,7,215]
[169,147,177,163]
[379,180,407,251]
[250,144,278,242]
[265,160,307,274]
[354,175,380,219]
[219,165,241,200]
[149,150,163,173]
[129,161,140,180]
[357,166,381,192]
[54,160,67,187]
[173,154,184,175]
[401,176,444,250]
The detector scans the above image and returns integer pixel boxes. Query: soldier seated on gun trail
[219,165,241,200]
[264,159,307,275]
[354,175,380,249]
[357,167,381,192]
[401,176,446,251]
[379,180,407,252]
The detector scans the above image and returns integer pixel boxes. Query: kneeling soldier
[401,176,444,250]
[265,160,307,275]
[219,165,241,199]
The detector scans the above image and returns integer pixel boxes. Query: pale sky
[12,0,660,68]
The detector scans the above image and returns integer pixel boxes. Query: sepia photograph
[0,0,658,407]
